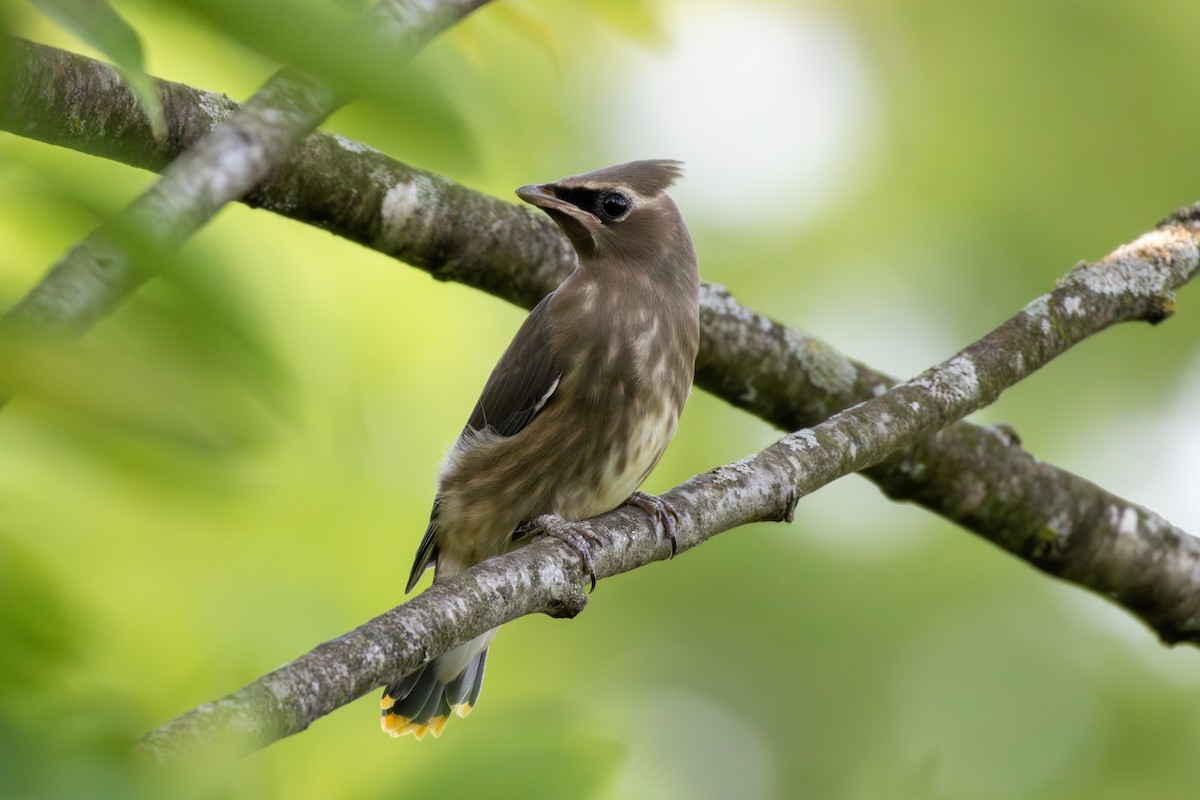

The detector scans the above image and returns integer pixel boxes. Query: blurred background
[3,0,1200,797]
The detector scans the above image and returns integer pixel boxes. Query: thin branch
[139,216,1200,760]
[3,39,1197,643]
[0,0,490,342]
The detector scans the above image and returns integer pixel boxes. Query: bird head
[516,160,688,264]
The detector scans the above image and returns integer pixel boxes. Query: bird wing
[465,292,561,438]
[405,293,561,593]
[405,500,440,593]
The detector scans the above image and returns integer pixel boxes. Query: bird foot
[624,489,681,556]
[532,514,603,593]
[625,491,680,557]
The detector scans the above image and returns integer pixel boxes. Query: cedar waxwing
[381,160,700,739]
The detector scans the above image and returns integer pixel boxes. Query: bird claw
[626,491,680,557]
[530,494,679,591]
[532,514,600,592]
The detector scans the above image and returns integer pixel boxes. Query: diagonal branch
[0,0,490,343]
[2,39,1197,646]
[139,215,1200,760]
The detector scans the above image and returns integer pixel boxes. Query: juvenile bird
[381,160,700,739]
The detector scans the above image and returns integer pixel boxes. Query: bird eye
[598,191,630,221]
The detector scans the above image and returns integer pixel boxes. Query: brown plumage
[381,160,700,739]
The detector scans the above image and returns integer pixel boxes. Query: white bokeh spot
[607,2,881,228]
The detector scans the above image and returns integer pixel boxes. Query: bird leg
[530,493,680,591]
[531,514,604,592]
[625,491,680,557]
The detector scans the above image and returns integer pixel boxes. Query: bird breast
[553,391,679,522]
[550,313,686,521]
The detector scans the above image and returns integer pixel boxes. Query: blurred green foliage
[28,0,166,136]
[3,1,1200,798]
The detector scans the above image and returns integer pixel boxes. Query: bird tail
[380,631,493,739]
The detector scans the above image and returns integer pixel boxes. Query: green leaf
[490,2,562,68]
[0,540,75,699]
[577,0,669,48]
[28,0,165,139]
[119,69,166,142]
[168,0,476,160]
[29,0,143,63]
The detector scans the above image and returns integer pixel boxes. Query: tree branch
[0,0,490,344]
[139,215,1200,759]
[3,39,1197,644]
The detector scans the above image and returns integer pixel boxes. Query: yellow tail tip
[380,712,406,737]
[452,702,473,719]
[381,712,449,740]
[380,694,394,711]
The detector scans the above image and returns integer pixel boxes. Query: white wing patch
[532,376,560,416]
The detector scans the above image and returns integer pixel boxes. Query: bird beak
[516,184,601,226]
